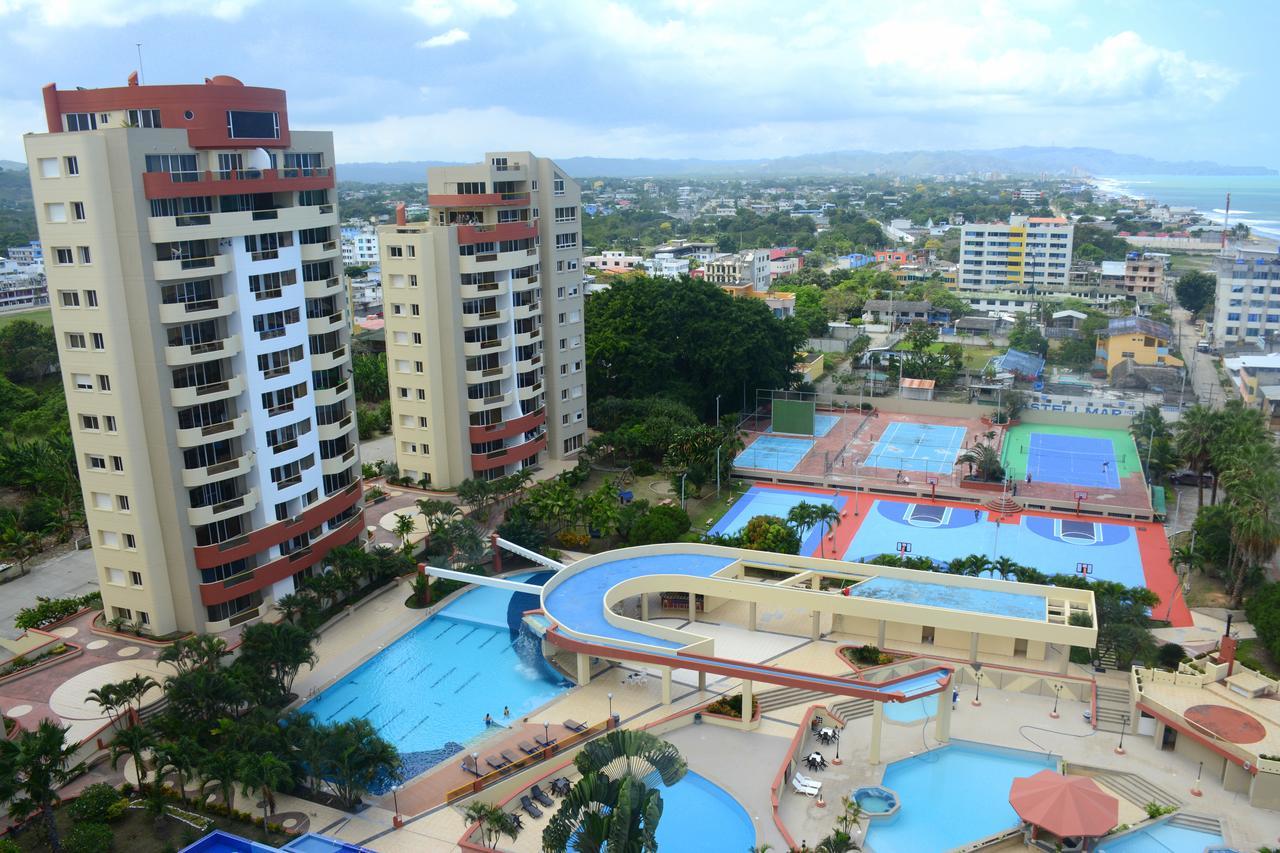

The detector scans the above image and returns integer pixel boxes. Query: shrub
[849,644,885,666]
[627,504,692,546]
[705,694,745,718]
[859,402,874,412]
[0,841,21,853]
[65,822,113,853]
[14,592,103,630]
[70,783,125,824]
[554,530,590,550]
[632,460,656,477]
[1247,582,1280,663]
[1156,642,1186,670]
[1144,802,1176,819]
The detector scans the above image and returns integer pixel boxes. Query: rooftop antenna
[135,43,145,85]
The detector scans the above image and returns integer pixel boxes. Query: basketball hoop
[1074,491,1088,514]
[1076,562,1093,578]
[926,476,939,501]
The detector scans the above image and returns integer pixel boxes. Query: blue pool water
[883,693,937,723]
[735,435,814,471]
[1097,819,1225,852]
[768,412,841,437]
[710,486,846,554]
[653,771,755,852]
[864,742,1058,853]
[846,575,1047,621]
[300,571,569,780]
[845,499,1145,588]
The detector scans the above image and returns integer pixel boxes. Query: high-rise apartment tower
[379,153,587,487]
[25,74,363,635]
[958,215,1073,292]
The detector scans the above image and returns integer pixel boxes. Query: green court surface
[1000,423,1141,483]
[0,308,52,329]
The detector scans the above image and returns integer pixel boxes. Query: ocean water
[1096,174,1280,240]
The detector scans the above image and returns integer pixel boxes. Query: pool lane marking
[477,631,500,648]
[455,626,480,644]
[324,695,360,721]
[430,666,457,688]
[456,671,481,691]
[434,623,458,639]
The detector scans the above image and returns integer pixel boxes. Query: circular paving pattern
[1186,704,1267,744]
[7,704,31,717]
[273,812,309,835]
[85,640,109,650]
[51,626,78,638]
[116,645,140,658]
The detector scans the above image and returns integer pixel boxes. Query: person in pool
[484,713,494,726]
[503,706,511,718]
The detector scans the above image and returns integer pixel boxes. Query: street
[1171,305,1224,410]
[0,545,99,640]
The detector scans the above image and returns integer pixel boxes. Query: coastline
[1090,174,1280,244]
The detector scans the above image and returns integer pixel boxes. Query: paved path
[0,546,99,640]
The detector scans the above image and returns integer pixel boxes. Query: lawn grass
[1236,638,1280,680]
[0,307,53,329]
[891,341,999,371]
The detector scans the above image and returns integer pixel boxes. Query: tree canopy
[1174,271,1216,316]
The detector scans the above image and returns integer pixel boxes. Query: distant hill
[339,147,1275,181]
[0,161,26,172]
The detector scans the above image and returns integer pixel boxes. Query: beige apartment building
[379,153,587,488]
[24,74,363,636]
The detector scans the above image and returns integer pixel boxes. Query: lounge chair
[531,784,554,807]
[520,795,543,819]
[509,812,524,830]
[563,719,586,732]
[500,749,520,765]
[485,754,508,771]
[535,731,557,747]
[794,771,823,789]
[461,755,481,777]
[790,775,821,797]
[518,740,540,754]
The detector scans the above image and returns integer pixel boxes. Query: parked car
[1170,469,1212,486]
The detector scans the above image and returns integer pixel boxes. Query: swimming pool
[845,575,1047,621]
[1096,817,1225,852]
[710,486,846,554]
[863,741,1058,853]
[653,771,755,852]
[300,571,569,781]
[883,693,937,723]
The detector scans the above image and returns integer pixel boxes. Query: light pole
[391,784,402,822]
[971,663,983,707]
[680,473,688,510]
[544,721,550,747]
[1191,760,1203,797]
[1050,683,1063,719]
[608,692,614,724]
[1116,714,1129,755]
[716,445,722,499]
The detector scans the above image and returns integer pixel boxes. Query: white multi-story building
[1211,249,1280,349]
[340,224,379,266]
[583,250,640,270]
[958,215,1073,292]
[25,74,362,635]
[0,258,48,312]
[703,248,771,292]
[6,241,43,265]
[643,253,690,280]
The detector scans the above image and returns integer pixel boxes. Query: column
[576,653,591,686]
[969,632,979,663]
[869,701,885,765]
[697,670,706,692]
[877,620,886,647]
[689,592,697,624]
[1059,646,1070,674]
[640,594,649,622]
[935,685,952,743]
[742,679,754,731]
[811,610,821,641]
[811,575,822,590]
[661,667,672,705]
[748,601,757,631]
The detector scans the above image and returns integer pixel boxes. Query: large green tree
[1174,271,1216,316]
[0,721,86,853]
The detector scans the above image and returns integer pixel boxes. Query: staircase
[984,495,1022,515]
[1090,768,1181,811]
[755,685,831,715]
[1096,644,1119,669]
[1094,683,1131,733]
[831,697,874,722]
[1166,813,1221,834]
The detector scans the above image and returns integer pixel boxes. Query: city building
[1094,316,1183,378]
[339,224,379,266]
[0,258,49,312]
[347,269,382,317]
[958,215,1073,292]
[702,249,770,292]
[1223,352,1280,419]
[379,152,587,488]
[651,240,719,262]
[24,74,363,635]
[642,253,689,279]
[582,250,640,271]
[1123,252,1165,297]
[861,299,951,328]
[6,240,43,265]
[1210,250,1280,350]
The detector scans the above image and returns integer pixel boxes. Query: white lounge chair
[790,775,821,797]
[794,771,823,789]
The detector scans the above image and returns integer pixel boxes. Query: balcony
[516,380,543,400]
[463,338,506,357]
[314,380,351,407]
[468,407,545,443]
[466,390,513,414]
[456,220,537,245]
[514,327,542,347]
[175,413,249,448]
[170,375,245,408]
[147,205,337,244]
[307,311,346,336]
[462,308,508,329]
[460,279,509,300]
[187,487,258,526]
[159,294,237,324]
[318,413,354,441]
[310,345,348,371]
[512,301,541,320]
[429,192,530,208]
[300,240,340,262]
[470,433,546,472]
[464,363,511,385]
[143,167,335,201]
[153,253,230,281]
[164,334,241,367]
[515,352,542,370]
[181,451,254,488]
[304,276,342,298]
[320,453,354,477]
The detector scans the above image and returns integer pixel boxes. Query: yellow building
[1095,316,1183,378]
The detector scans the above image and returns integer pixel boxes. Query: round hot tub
[853,785,900,817]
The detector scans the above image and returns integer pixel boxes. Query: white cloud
[0,0,259,27]
[417,27,469,48]
[404,0,514,26]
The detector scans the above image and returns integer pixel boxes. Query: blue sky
[0,0,1275,167]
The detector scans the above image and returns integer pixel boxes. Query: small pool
[300,571,569,783]
[654,771,755,852]
[1097,818,1225,852]
[863,742,1058,853]
[883,693,936,723]
[853,785,899,816]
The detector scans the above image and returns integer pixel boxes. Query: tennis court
[1001,424,1140,490]
[734,435,814,471]
[863,422,966,475]
[767,413,841,437]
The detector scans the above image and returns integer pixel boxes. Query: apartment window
[91,332,105,351]
[418,416,429,428]
[124,533,135,549]
[97,375,111,391]
[46,203,67,223]
[78,246,91,264]
[556,287,565,299]
[72,201,86,221]
[411,304,420,316]
[138,611,150,626]
[416,389,426,401]
[73,373,93,391]
[398,387,408,398]
[412,332,422,344]
[80,414,100,431]
[87,454,106,470]
[388,246,403,258]
[110,455,124,472]
[554,206,577,222]
[391,303,403,316]
[112,607,133,622]
[37,157,59,178]
[66,333,86,350]
[562,413,570,425]
[226,110,280,139]
[414,361,423,373]
[64,156,79,176]
[409,274,418,288]
[115,495,129,512]
[145,153,198,179]
[124,108,162,128]
[553,176,565,195]
[406,245,416,258]
[65,112,97,131]
[85,289,98,307]
[456,181,487,195]
[564,434,583,453]
[129,571,144,588]
[555,232,578,249]
[60,291,80,308]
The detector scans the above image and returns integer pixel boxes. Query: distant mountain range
[338,147,1275,182]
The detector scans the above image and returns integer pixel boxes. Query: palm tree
[153,738,202,804]
[322,718,402,809]
[158,634,229,676]
[86,683,123,729]
[811,503,841,558]
[465,800,520,849]
[957,442,1004,483]
[1174,405,1216,508]
[0,524,41,577]
[543,730,688,853]
[109,722,155,788]
[274,590,318,626]
[238,752,292,830]
[196,747,242,810]
[0,720,87,853]
[392,512,417,556]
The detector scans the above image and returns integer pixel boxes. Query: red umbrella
[1009,770,1119,839]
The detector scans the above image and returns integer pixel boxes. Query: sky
[0,0,1276,167]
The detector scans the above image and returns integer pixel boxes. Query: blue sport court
[767,413,841,437]
[1026,433,1120,489]
[711,485,846,554]
[843,499,1144,588]
[734,435,814,471]
[863,422,966,475]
